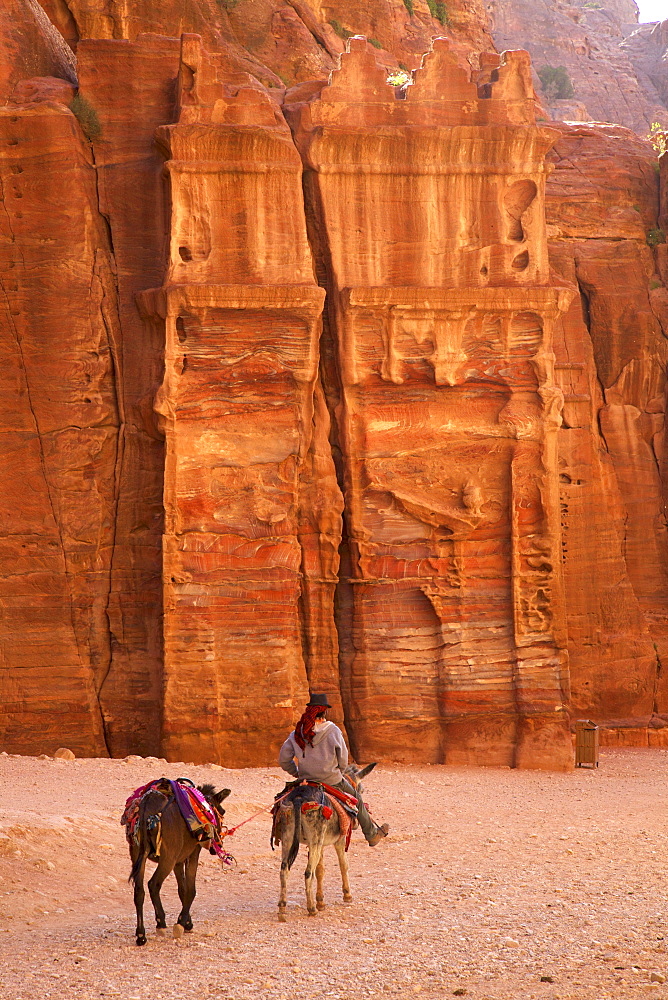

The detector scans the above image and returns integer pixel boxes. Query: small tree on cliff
[648,123,668,156]
[426,0,449,26]
[538,65,575,102]
[69,94,102,141]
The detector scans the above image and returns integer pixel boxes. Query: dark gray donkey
[128,782,230,945]
[274,763,376,921]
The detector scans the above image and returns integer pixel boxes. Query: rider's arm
[278,735,299,777]
[335,729,349,772]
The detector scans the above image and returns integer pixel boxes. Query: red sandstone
[0,1,667,768]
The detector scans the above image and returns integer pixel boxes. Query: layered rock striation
[1,0,668,766]
[547,123,668,742]
[287,40,574,768]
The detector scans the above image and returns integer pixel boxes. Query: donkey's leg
[174,860,186,904]
[178,847,200,932]
[304,843,323,917]
[167,861,186,936]
[315,855,326,911]
[133,853,148,946]
[279,844,290,923]
[278,814,292,923]
[334,839,352,902]
[147,856,173,931]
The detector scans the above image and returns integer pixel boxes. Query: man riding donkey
[278,693,389,846]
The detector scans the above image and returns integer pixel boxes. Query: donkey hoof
[136,935,147,947]
[156,926,169,936]
[172,923,185,939]
[278,911,287,923]
[316,901,326,911]
[307,909,317,917]
[343,893,353,903]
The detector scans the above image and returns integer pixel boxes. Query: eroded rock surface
[0,103,117,756]
[487,0,667,135]
[0,0,75,102]
[37,0,496,86]
[1,0,668,766]
[546,122,668,741]
[622,18,668,113]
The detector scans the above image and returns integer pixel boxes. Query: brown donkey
[128,783,230,945]
[274,763,376,921]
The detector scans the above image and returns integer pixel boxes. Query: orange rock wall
[74,36,183,756]
[287,40,574,769]
[0,102,116,756]
[139,36,330,764]
[2,0,668,766]
[0,0,76,100]
[547,123,668,740]
[38,0,495,86]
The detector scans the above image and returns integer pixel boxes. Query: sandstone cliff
[487,0,668,135]
[623,17,668,113]
[0,0,668,767]
[546,123,668,743]
[38,0,495,83]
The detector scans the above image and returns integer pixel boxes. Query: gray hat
[306,693,331,708]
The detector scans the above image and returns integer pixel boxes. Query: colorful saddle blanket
[121,778,228,859]
[270,780,358,852]
[313,781,359,814]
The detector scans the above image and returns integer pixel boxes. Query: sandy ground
[0,749,667,999]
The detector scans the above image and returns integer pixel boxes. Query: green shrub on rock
[538,65,574,101]
[69,94,101,141]
[647,229,667,248]
[426,0,449,26]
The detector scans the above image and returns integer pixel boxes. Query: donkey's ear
[357,762,377,779]
[215,788,231,804]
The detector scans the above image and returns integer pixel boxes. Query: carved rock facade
[286,39,574,768]
[138,38,330,765]
[115,33,578,769]
[2,2,668,767]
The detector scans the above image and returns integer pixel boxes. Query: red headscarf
[294,704,323,752]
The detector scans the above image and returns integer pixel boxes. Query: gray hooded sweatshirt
[278,721,348,785]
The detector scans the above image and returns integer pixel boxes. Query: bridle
[344,767,361,792]
[210,802,227,834]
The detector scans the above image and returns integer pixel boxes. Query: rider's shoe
[367,823,389,846]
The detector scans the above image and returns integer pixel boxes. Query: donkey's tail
[128,790,168,885]
[286,796,301,871]
[129,845,145,886]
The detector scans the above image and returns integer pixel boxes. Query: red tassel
[322,806,333,820]
[301,801,319,813]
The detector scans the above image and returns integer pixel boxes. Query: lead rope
[214,789,294,873]
[223,789,293,838]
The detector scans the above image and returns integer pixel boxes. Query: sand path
[0,748,666,999]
